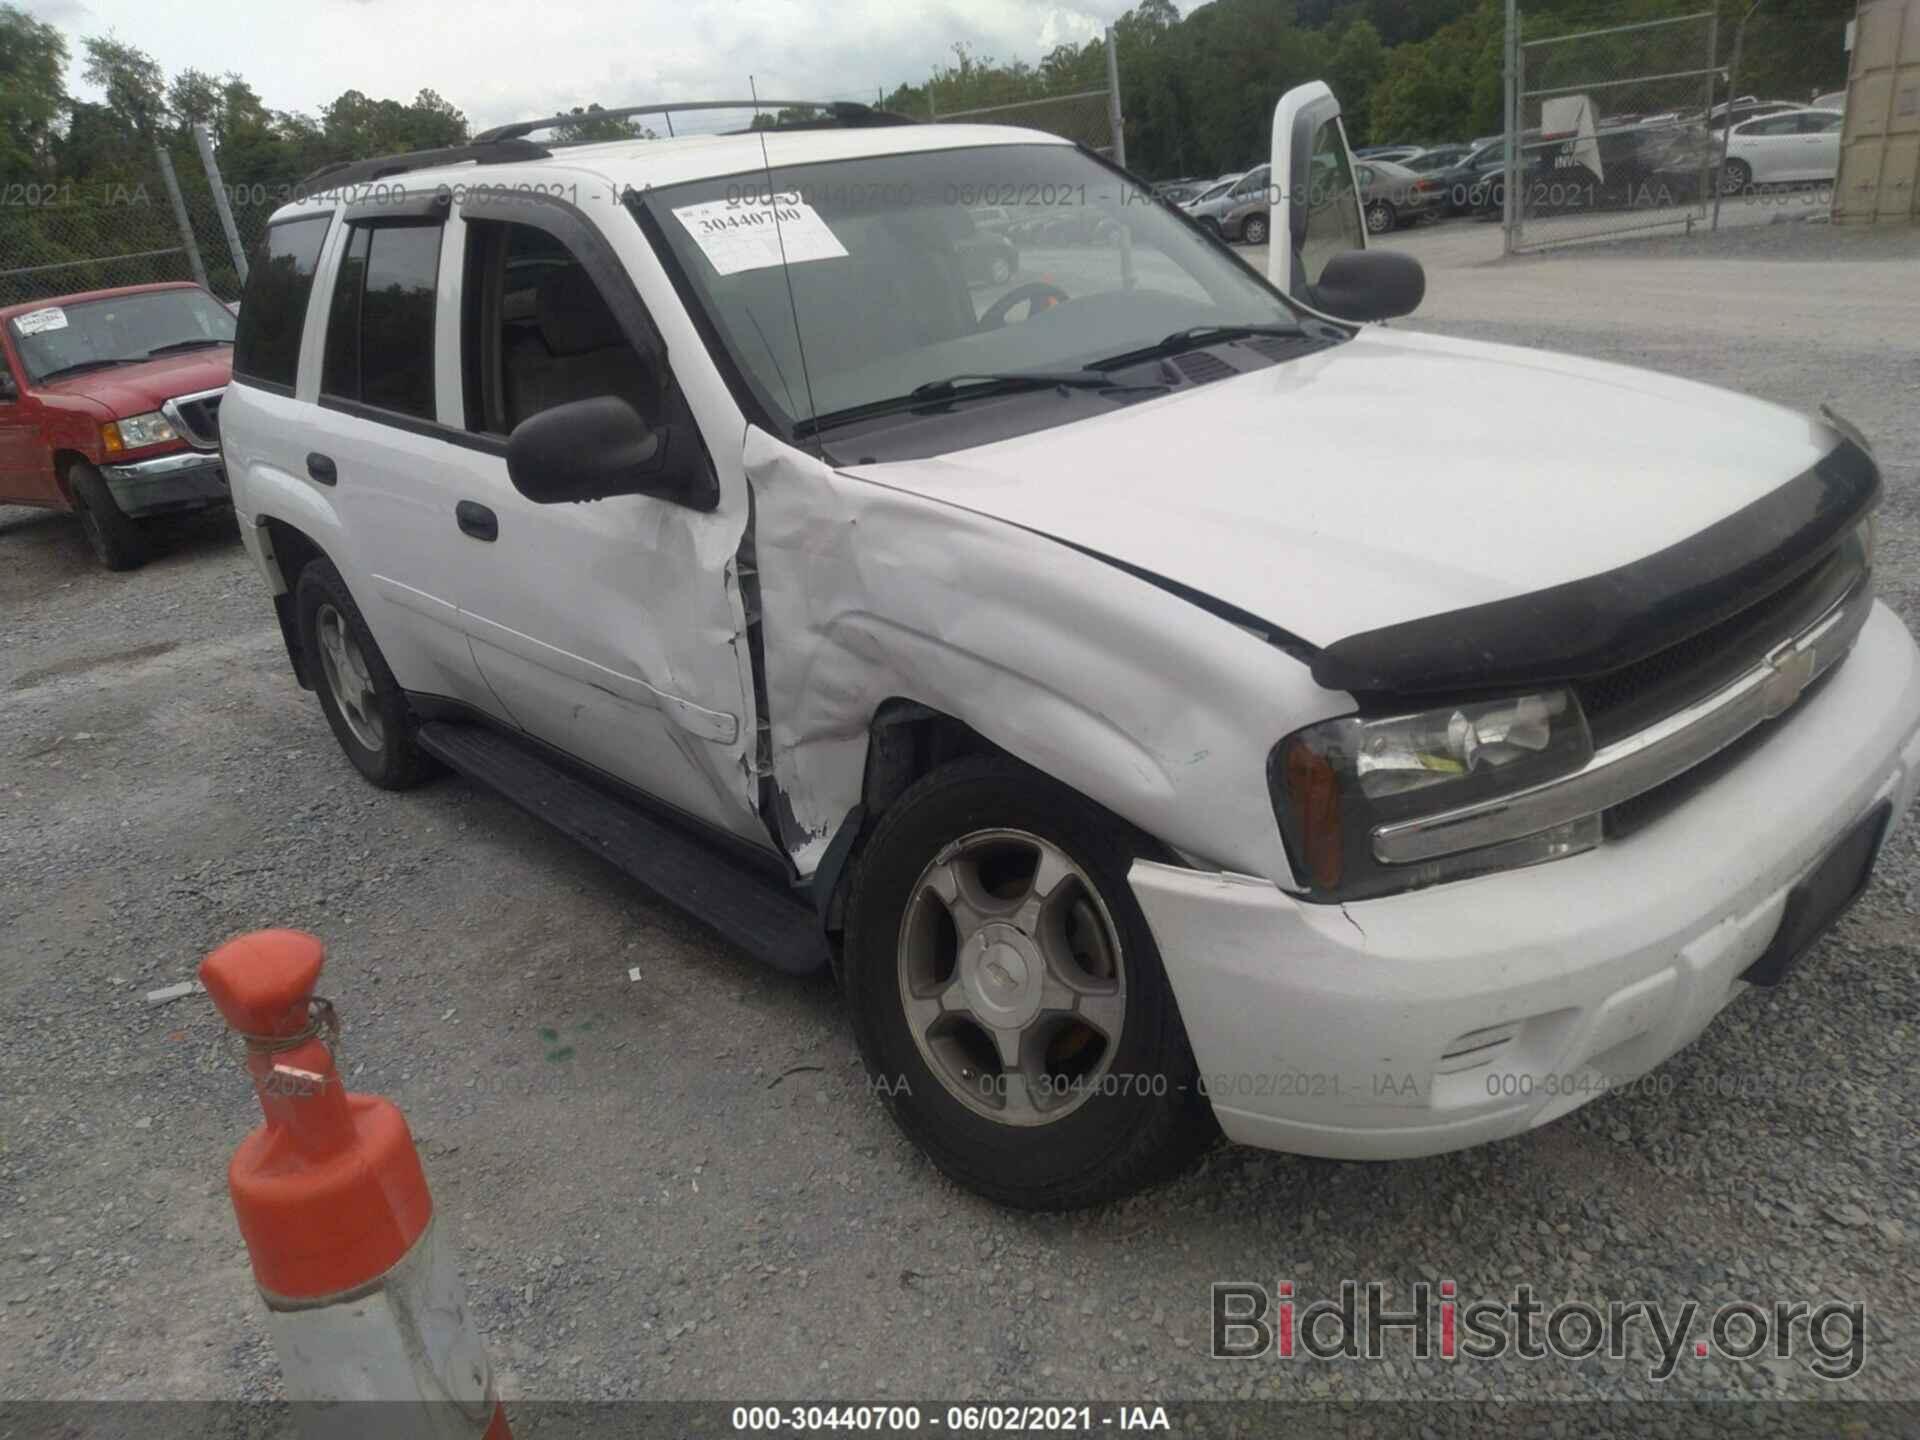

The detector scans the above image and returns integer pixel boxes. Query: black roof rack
[295,101,916,197]
[473,99,914,144]
[297,138,552,194]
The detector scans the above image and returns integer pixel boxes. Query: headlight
[102,411,178,452]
[1271,689,1597,901]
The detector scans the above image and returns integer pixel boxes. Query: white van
[221,85,1920,1209]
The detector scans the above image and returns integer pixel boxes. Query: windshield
[642,144,1303,435]
[8,288,235,384]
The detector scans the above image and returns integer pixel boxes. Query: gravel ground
[3,219,1918,1424]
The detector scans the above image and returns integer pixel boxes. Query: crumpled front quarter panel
[743,426,1344,882]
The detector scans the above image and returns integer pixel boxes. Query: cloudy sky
[25,0,1190,133]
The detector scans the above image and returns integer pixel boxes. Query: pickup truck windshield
[640,143,1305,435]
[9,289,235,384]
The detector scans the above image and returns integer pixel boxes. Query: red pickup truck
[0,282,235,570]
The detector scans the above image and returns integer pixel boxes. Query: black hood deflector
[1310,439,1881,698]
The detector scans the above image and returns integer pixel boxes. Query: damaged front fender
[742,426,1348,884]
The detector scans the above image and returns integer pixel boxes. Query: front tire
[69,463,148,571]
[1365,199,1397,234]
[843,757,1216,1210]
[295,558,432,790]
[1719,159,1752,194]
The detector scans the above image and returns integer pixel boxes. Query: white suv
[223,85,1920,1210]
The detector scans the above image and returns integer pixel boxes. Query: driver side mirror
[1309,249,1425,323]
[505,395,717,510]
[0,370,17,403]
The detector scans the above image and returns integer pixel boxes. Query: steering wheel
[981,282,1070,329]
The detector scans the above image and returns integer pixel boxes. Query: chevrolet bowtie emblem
[1759,644,1817,720]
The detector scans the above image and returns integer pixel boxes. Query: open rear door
[1267,82,1368,304]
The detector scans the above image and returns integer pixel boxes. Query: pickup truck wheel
[69,464,148,571]
[295,559,431,789]
[843,757,1216,1209]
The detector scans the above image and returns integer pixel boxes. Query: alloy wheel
[896,828,1127,1126]
[315,603,385,750]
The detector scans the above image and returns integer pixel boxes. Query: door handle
[305,452,337,486]
[455,500,498,542]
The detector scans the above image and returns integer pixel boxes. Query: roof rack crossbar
[297,138,552,194]
[473,99,903,144]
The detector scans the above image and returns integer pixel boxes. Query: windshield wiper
[1089,322,1305,371]
[909,369,1159,401]
[145,338,231,357]
[797,370,1166,436]
[35,357,137,382]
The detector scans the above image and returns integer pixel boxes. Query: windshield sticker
[13,306,67,336]
[672,194,848,276]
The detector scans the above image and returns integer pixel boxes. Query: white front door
[443,202,766,846]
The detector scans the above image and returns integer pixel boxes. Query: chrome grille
[1576,534,1869,749]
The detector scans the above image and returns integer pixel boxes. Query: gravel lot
[4,217,1918,1421]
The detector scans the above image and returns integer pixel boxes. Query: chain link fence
[1505,9,1721,253]
[1,129,254,306]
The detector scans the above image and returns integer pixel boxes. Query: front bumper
[99,449,227,517]
[1132,601,1920,1161]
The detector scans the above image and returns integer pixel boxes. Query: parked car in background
[1429,138,1509,215]
[1403,143,1472,173]
[967,205,1013,235]
[1812,90,1847,112]
[1214,164,1276,243]
[1356,158,1446,232]
[1353,144,1425,164]
[1705,97,1802,131]
[1153,179,1212,205]
[0,281,233,569]
[1180,171,1249,234]
[1720,108,1844,191]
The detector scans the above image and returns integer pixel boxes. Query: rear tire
[843,756,1217,1210]
[295,558,432,790]
[1241,212,1270,245]
[69,463,148,571]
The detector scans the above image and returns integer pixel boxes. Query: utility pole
[154,144,209,290]
[1712,0,1765,231]
[194,124,249,288]
[1502,0,1519,254]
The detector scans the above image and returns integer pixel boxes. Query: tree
[82,34,169,138]
[1327,18,1389,143]
[551,103,648,143]
[1,4,67,181]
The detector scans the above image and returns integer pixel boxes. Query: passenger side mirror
[1309,249,1425,323]
[505,396,717,510]
[0,370,17,403]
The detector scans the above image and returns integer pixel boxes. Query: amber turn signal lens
[1283,737,1343,890]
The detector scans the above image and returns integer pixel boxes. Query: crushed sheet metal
[741,425,1350,884]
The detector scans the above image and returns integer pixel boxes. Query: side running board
[415,721,828,976]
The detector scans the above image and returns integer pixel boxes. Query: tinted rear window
[232,213,331,390]
[322,223,440,420]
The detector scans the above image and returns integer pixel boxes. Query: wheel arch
[51,449,92,507]
[257,515,331,690]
